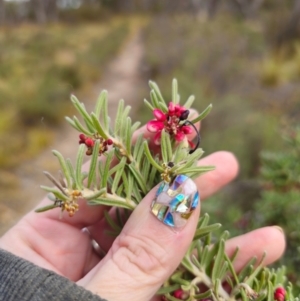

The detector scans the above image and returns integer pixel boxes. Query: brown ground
[0,31,144,235]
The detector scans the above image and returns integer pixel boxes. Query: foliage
[203,126,300,293]
[0,18,129,169]
[38,79,299,301]
[253,127,300,291]
[140,14,288,179]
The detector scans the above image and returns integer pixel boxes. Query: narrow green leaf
[70,95,94,129]
[144,98,155,111]
[224,251,240,285]
[160,130,168,163]
[133,134,143,160]
[194,223,222,240]
[240,287,248,301]
[91,113,108,139]
[72,116,94,136]
[219,261,229,280]
[191,104,213,124]
[149,162,159,185]
[194,289,212,300]
[164,130,173,162]
[157,284,181,295]
[181,256,195,275]
[176,149,204,171]
[172,78,178,104]
[131,121,141,133]
[114,99,124,135]
[176,166,215,175]
[128,164,147,194]
[132,180,142,203]
[126,173,134,201]
[197,212,210,228]
[267,281,273,301]
[212,239,225,281]
[84,188,107,200]
[101,150,114,189]
[111,158,126,194]
[238,257,257,282]
[116,183,124,196]
[88,197,134,210]
[125,117,132,154]
[143,141,164,172]
[95,90,106,120]
[121,171,129,193]
[122,105,131,120]
[108,159,126,177]
[87,140,100,188]
[191,254,202,271]
[104,210,122,231]
[66,159,76,188]
[75,144,86,189]
[40,186,68,201]
[52,150,72,189]
[149,80,166,106]
[150,90,160,108]
[200,245,210,268]
[141,158,150,180]
[65,116,81,132]
[183,95,195,108]
[98,90,109,129]
[35,204,61,213]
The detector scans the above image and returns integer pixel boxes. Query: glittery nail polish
[151,175,199,228]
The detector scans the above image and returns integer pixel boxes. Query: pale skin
[0,124,286,301]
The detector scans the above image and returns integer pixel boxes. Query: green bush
[140,14,284,178]
[0,19,130,168]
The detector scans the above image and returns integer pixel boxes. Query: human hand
[0,125,285,301]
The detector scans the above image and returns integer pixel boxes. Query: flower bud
[274,287,286,301]
[79,134,86,141]
[173,289,184,299]
[85,138,94,147]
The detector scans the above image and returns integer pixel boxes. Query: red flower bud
[85,138,94,147]
[79,134,86,141]
[274,287,286,301]
[173,289,184,299]
[107,139,113,145]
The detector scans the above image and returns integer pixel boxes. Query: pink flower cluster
[147,102,194,146]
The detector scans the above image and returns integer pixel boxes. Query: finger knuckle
[111,232,168,285]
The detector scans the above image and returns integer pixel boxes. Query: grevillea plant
[36,79,298,301]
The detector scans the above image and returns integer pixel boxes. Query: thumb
[84,175,200,301]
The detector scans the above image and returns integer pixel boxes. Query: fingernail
[151,175,200,228]
[273,226,284,234]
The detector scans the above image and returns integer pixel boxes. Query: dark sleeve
[0,249,108,301]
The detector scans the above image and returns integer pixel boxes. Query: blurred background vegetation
[1,0,300,290]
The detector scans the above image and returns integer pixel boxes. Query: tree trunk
[46,0,58,22]
[31,0,47,23]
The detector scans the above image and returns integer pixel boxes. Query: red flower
[147,102,194,146]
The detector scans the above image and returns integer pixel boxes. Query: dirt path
[0,31,144,235]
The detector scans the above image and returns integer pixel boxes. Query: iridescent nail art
[151,175,199,228]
